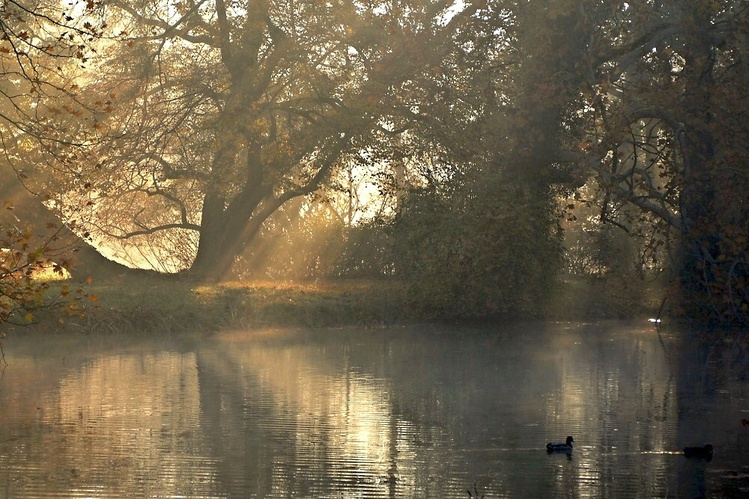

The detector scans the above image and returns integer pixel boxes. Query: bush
[391,174,563,320]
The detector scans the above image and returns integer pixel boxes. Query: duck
[683,444,713,460]
[546,436,574,453]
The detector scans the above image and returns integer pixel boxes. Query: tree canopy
[53,0,494,279]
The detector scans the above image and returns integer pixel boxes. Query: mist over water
[1,322,748,498]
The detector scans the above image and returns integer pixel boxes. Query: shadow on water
[1,322,749,497]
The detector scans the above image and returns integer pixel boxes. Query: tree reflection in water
[0,323,748,497]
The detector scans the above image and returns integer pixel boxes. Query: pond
[1,321,748,498]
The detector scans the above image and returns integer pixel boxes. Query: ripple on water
[0,324,747,497]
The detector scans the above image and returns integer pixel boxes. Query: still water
[1,322,748,498]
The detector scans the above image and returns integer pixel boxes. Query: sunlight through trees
[1,0,747,324]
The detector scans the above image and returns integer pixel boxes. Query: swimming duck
[546,436,574,453]
[683,444,713,460]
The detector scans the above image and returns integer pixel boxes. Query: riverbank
[28,278,413,335]
[5,274,664,336]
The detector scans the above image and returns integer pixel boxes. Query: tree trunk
[188,191,273,282]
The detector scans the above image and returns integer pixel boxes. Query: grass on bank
[35,278,413,335]
[4,272,666,336]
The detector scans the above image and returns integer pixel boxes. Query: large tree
[60,0,490,280]
[439,0,749,324]
[567,0,749,324]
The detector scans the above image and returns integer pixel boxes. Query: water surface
[1,322,748,498]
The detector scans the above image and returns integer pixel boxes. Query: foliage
[391,170,563,320]
[0,218,96,331]
[0,1,107,339]
[559,0,749,325]
[0,0,106,182]
[0,0,117,285]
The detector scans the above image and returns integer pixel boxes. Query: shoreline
[3,276,664,336]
